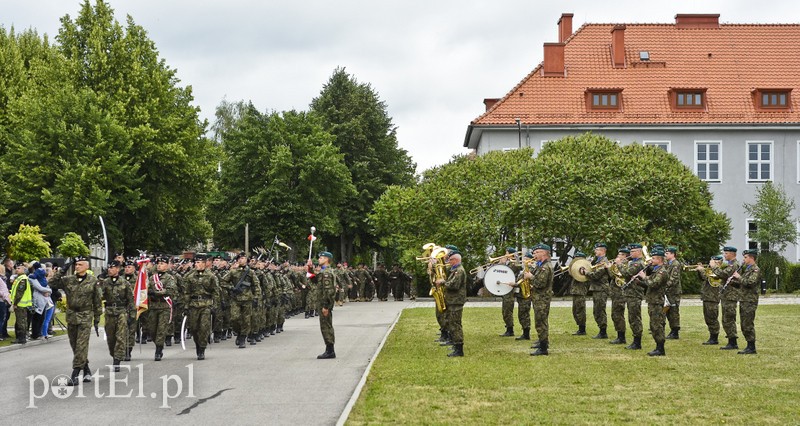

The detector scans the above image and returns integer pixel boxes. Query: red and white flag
[308,234,317,242]
[134,258,150,319]
[153,273,174,322]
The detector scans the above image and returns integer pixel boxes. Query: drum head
[483,264,515,296]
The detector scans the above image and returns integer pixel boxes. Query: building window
[695,141,721,182]
[586,89,622,111]
[670,89,707,110]
[746,141,772,182]
[746,220,769,252]
[755,89,791,110]
[643,141,671,153]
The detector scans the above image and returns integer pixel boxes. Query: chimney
[483,98,500,112]
[542,43,565,77]
[675,14,720,29]
[558,13,574,43]
[611,25,626,68]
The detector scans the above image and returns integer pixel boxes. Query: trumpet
[469,252,519,275]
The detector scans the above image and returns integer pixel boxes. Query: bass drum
[474,265,487,280]
[483,264,515,296]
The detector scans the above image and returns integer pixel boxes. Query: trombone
[469,252,519,275]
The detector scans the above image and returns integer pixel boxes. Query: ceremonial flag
[134,258,150,319]
[153,273,174,322]
[308,234,317,242]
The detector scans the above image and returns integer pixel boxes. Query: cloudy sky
[2,0,797,172]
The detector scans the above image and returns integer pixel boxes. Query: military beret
[618,247,630,254]
[574,251,586,258]
[523,250,533,258]
[533,243,551,252]
[124,260,135,267]
[156,255,170,264]
[711,255,723,261]
[318,251,333,260]
[233,253,246,260]
[628,243,643,250]
[594,243,607,249]
[651,248,665,257]
[114,252,124,258]
[723,246,737,253]
[665,246,677,254]
[506,247,517,254]
[743,249,758,257]
[74,256,90,263]
[444,244,458,251]
[449,249,461,256]
[194,254,207,261]
[108,260,122,268]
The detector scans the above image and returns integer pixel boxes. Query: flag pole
[307,226,316,262]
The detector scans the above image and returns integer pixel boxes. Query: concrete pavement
[1,300,410,425]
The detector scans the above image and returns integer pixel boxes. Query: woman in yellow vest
[10,262,32,344]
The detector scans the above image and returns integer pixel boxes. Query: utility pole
[245,223,249,257]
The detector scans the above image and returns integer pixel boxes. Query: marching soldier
[148,256,177,361]
[98,260,133,371]
[213,257,231,341]
[664,247,682,339]
[182,254,220,360]
[499,247,518,337]
[356,263,373,302]
[526,244,554,356]
[584,243,610,339]
[388,264,407,302]
[617,244,646,350]
[569,251,589,336]
[222,254,257,348]
[634,248,669,356]
[122,260,137,359]
[50,256,102,386]
[373,263,389,301]
[697,255,723,345]
[166,259,184,347]
[436,249,466,357]
[247,256,263,343]
[712,247,740,350]
[735,249,761,355]
[307,251,337,359]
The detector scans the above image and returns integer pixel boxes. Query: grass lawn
[348,304,800,425]
[1,311,68,348]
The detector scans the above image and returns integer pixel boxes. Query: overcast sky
[2,0,798,172]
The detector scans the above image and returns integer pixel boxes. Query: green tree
[7,224,52,261]
[310,67,415,261]
[57,232,91,258]
[209,101,356,258]
[743,181,798,252]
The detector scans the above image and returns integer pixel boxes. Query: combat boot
[237,336,246,349]
[573,325,587,336]
[113,359,121,373]
[213,334,221,343]
[67,368,82,386]
[515,328,531,341]
[499,327,515,337]
[435,330,449,343]
[593,327,608,339]
[610,331,627,345]
[165,336,172,347]
[666,327,680,339]
[255,333,262,342]
[305,311,310,319]
[249,334,257,345]
[625,336,642,350]
[530,340,549,356]
[154,346,164,361]
[648,341,665,356]
[82,363,92,382]
[317,344,336,359]
[278,324,284,333]
[703,333,719,345]
[720,337,739,350]
[531,340,540,349]
[270,326,276,335]
[738,341,757,355]
[447,343,464,357]
[124,348,132,362]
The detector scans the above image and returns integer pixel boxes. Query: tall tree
[743,181,797,252]
[310,67,415,261]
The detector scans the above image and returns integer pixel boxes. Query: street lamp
[515,118,522,149]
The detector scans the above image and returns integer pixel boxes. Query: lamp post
[515,118,522,149]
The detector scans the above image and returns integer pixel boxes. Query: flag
[134,258,150,319]
[308,234,317,242]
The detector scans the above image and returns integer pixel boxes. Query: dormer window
[755,89,791,111]
[670,88,707,111]
[586,89,622,111]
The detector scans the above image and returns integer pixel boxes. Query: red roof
[472,21,800,126]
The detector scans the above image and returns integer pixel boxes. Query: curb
[0,334,69,354]
[336,307,404,426]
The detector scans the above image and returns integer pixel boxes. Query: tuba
[516,258,533,299]
[429,246,448,313]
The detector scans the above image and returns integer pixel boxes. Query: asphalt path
[1,300,410,425]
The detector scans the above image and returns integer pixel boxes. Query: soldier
[388,264,406,302]
[735,249,761,355]
[583,243,610,339]
[98,260,133,371]
[634,248,669,356]
[50,256,102,386]
[712,246,741,350]
[498,247,518,337]
[617,243,646,350]
[10,262,32,345]
[304,264,318,317]
[606,247,629,344]
[569,251,589,336]
[373,263,389,301]
[222,254,257,348]
[212,257,231,341]
[182,255,219,360]
[148,256,177,361]
[435,249,466,357]
[526,244,554,356]
[697,255,723,345]
[511,251,532,341]
[663,247,682,339]
[307,251,337,359]
[122,260,137,360]
[247,256,263,342]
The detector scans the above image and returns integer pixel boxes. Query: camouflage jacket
[641,264,668,305]
[147,272,177,309]
[99,275,134,315]
[712,260,741,302]
[530,261,554,301]
[222,267,257,302]
[443,264,467,305]
[313,266,337,310]
[738,263,762,304]
[50,271,102,325]
[619,258,645,300]
[698,269,722,303]
[585,256,611,293]
[665,259,682,301]
[182,269,220,309]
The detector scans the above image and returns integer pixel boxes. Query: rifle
[231,266,251,295]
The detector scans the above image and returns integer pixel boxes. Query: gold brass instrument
[415,243,437,262]
[469,252,518,275]
[553,258,592,282]
[609,262,626,287]
[682,263,722,287]
[429,246,448,313]
[516,258,533,299]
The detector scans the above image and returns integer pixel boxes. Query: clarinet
[721,263,745,292]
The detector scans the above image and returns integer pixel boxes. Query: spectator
[0,265,10,341]
[28,263,53,340]
[10,261,32,344]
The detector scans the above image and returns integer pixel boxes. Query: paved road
[1,300,410,425]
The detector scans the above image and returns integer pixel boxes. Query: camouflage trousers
[445,303,464,344]
[306,289,317,313]
[703,301,720,334]
[532,297,551,342]
[626,298,643,338]
[277,302,286,326]
[230,300,252,336]
[13,308,28,340]
[169,303,183,338]
[104,312,128,360]
[666,299,680,331]
[267,305,276,330]
[319,308,335,345]
[610,296,626,334]
[501,292,515,328]
[647,303,666,344]
[572,295,586,328]
[358,281,367,301]
[516,296,531,329]
[127,310,137,349]
[592,290,608,329]
[739,301,758,342]
[721,299,738,339]
[249,303,261,335]
[67,321,92,369]
[436,307,447,330]
[188,306,212,348]
[148,308,172,347]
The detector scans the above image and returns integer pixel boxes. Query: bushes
[785,264,800,293]
[757,251,789,292]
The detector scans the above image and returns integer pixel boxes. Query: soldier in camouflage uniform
[276,266,293,332]
[212,257,230,341]
[436,249,466,357]
[498,247,518,337]
[50,256,103,386]
[511,251,532,341]
[634,248,669,356]
[734,249,761,355]
[617,244,646,350]
[122,260,138,359]
[607,247,629,344]
[584,243,610,339]
[99,260,134,371]
[664,247,682,339]
[222,254,258,348]
[182,255,220,360]
[373,264,389,301]
[165,259,184,347]
[569,251,589,336]
[148,256,178,360]
[526,244,554,356]
[308,251,337,359]
[712,247,741,350]
[247,256,263,342]
[696,255,723,345]
[305,264,318,317]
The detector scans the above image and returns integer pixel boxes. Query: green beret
[628,243,643,249]
[666,246,678,254]
[651,248,665,257]
[108,260,122,268]
[523,250,533,258]
[712,255,723,260]
[533,243,551,252]
[318,251,333,260]
[594,243,607,249]
[449,249,461,256]
[194,254,207,261]
[723,246,737,253]
[445,245,458,252]
[506,247,517,254]
[574,251,587,258]
[743,249,758,257]
[156,255,170,264]
[618,247,630,254]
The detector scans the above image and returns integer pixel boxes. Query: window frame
[643,140,671,153]
[585,89,623,112]
[754,89,792,111]
[745,140,774,183]
[746,218,769,253]
[669,88,707,111]
[694,140,722,183]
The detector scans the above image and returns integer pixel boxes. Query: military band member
[569,251,589,336]
[526,244,554,356]
[608,247,629,344]
[50,256,102,386]
[617,244,645,350]
[308,251,337,359]
[697,255,723,345]
[436,249,466,357]
[513,250,532,341]
[183,254,220,360]
[98,260,133,371]
[634,248,669,356]
[712,247,740,350]
[735,249,761,355]
[584,243,610,339]
[499,247,518,337]
[148,256,177,360]
[664,247,682,339]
